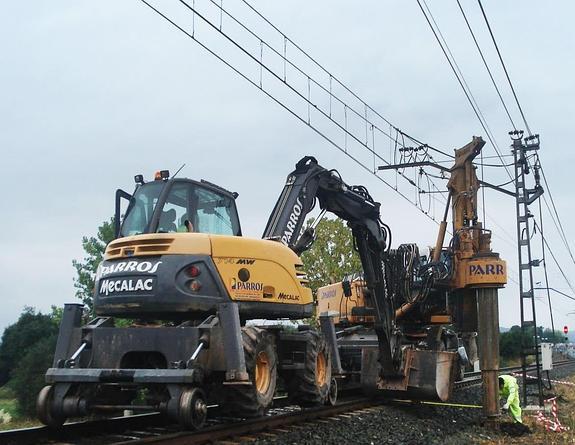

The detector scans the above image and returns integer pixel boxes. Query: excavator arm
[262,156,388,253]
[263,156,331,249]
[263,156,400,377]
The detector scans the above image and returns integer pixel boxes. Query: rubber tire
[288,330,332,407]
[224,326,277,417]
[37,385,66,428]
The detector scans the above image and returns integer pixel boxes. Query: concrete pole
[477,288,500,426]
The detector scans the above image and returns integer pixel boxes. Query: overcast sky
[1,1,574,335]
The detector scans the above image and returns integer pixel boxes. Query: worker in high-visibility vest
[499,375,522,423]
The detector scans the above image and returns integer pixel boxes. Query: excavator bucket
[361,348,457,401]
[404,350,457,401]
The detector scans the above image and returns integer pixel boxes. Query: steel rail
[455,359,573,389]
[115,398,376,445]
[0,412,164,445]
[2,359,573,445]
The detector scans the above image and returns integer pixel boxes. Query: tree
[10,334,58,417]
[301,217,362,294]
[0,307,59,386]
[499,325,565,362]
[541,328,567,344]
[499,325,524,359]
[72,217,115,313]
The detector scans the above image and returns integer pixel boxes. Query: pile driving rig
[317,136,507,398]
[38,138,505,429]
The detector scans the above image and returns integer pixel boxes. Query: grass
[0,418,41,431]
[0,385,41,431]
[0,386,18,418]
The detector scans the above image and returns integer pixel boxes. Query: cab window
[120,181,164,237]
[194,187,238,235]
[158,182,190,233]
[157,181,240,236]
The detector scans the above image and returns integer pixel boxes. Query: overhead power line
[416,0,526,229]
[476,0,532,136]
[537,198,556,336]
[473,0,574,302]
[455,0,517,131]
[524,155,575,270]
[455,0,573,302]
[535,221,575,296]
[236,1,454,159]
[415,0,514,187]
[539,166,575,266]
[138,0,458,223]
[214,0,453,159]
[534,287,575,303]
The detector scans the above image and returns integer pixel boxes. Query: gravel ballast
[250,362,575,445]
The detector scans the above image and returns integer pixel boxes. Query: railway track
[2,359,573,445]
[454,360,573,389]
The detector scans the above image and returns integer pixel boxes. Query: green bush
[0,307,58,386]
[9,335,57,417]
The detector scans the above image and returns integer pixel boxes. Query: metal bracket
[218,303,249,382]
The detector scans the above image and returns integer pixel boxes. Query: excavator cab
[93,170,313,320]
[115,171,241,238]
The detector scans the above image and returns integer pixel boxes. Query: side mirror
[115,189,132,239]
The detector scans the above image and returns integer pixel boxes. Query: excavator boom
[264,156,399,376]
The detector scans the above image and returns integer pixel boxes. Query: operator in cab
[499,375,522,423]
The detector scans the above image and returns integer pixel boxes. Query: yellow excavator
[38,138,505,429]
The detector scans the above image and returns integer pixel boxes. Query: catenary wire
[534,221,575,296]
[537,198,556,336]
[416,0,514,185]
[238,0,454,160]
[525,155,575,268]
[456,0,517,131]
[539,165,575,266]
[421,0,503,160]
[204,0,407,150]
[477,0,532,136]
[467,0,575,280]
[138,0,443,225]
[152,0,477,224]
[176,0,454,220]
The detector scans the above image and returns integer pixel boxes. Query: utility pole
[510,130,544,408]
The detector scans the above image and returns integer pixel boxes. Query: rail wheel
[179,387,207,430]
[288,330,332,406]
[326,377,338,406]
[37,385,66,428]
[224,326,277,417]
